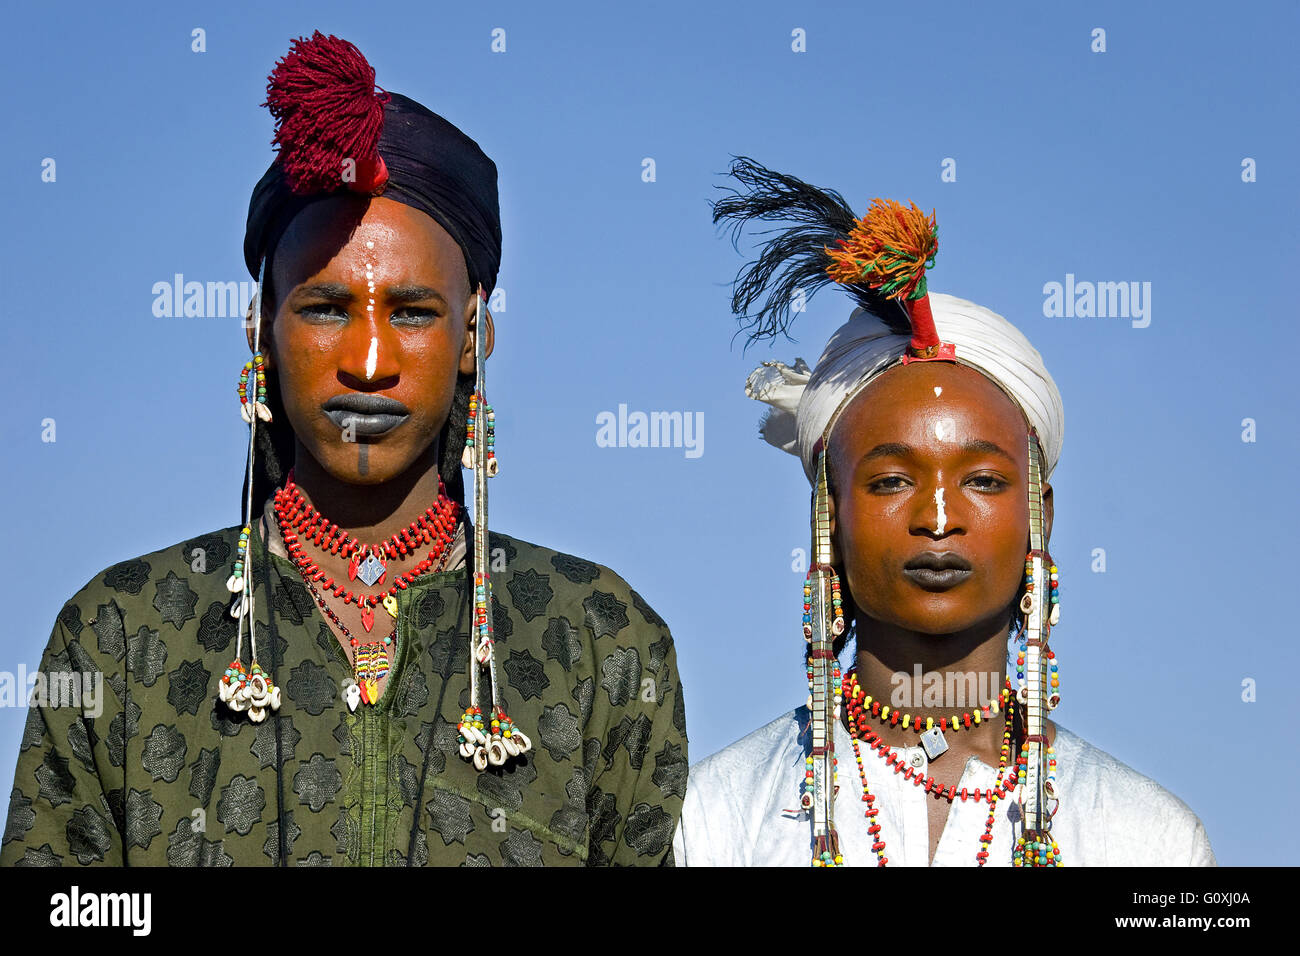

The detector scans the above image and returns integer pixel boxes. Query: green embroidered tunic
[1,521,687,866]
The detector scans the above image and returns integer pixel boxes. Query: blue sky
[1,0,1296,865]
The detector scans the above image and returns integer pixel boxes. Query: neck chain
[273,469,461,709]
[842,669,1020,867]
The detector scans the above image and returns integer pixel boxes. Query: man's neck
[290,442,448,543]
[851,617,1013,762]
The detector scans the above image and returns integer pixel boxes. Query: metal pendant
[357,550,387,587]
[920,726,949,760]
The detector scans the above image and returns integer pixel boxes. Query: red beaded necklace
[843,670,1020,867]
[272,468,461,633]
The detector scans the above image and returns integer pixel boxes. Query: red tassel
[263,30,390,196]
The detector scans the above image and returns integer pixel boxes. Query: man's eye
[969,475,1006,490]
[299,305,348,321]
[869,477,907,492]
[390,308,438,326]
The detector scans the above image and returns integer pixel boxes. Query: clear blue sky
[2,0,1295,865]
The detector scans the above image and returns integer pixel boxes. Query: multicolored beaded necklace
[842,670,1020,867]
[272,468,461,708]
[843,674,1014,762]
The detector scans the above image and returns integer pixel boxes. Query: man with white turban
[672,158,1214,867]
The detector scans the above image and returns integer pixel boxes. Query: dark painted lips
[321,395,410,436]
[901,567,972,590]
[902,551,973,591]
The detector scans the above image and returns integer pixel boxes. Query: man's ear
[459,291,495,376]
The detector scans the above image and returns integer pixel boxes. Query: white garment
[673,707,1215,867]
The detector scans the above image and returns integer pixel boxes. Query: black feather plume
[712,156,907,345]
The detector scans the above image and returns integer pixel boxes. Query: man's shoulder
[488,530,671,633]
[689,707,804,797]
[63,526,241,616]
[1053,722,1215,863]
[1054,722,1193,808]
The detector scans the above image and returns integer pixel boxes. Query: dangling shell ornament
[219,659,281,721]
[244,663,282,723]
[457,705,531,772]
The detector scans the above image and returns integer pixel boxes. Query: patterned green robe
[1,521,687,865]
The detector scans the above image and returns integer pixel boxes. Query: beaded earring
[456,287,531,770]
[1011,427,1063,866]
[218,255,283,723]
[802,448,845,866]
[461,390,497,476]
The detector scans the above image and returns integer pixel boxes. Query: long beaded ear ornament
[217,255,282,722]
[1012,427,1063,866]
[456,287,531,771]
[799,449,844,866]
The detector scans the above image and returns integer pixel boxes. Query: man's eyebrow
[857,439,1018,465]
[385,286,448,306]
[290,283,449,306]
[291,282,353,302]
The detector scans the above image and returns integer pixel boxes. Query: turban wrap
[745,292,1065,484]
[243,91,503,296]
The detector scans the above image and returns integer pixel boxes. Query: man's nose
[910,476,961,536]
[337,313,400,385]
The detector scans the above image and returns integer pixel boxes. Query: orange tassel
[825,199,938,300]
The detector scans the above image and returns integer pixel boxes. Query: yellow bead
[903,713,910,728]
[881,706,890,719]
[925,716,933,731]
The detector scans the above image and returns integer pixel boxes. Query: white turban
[745,292,1065,483]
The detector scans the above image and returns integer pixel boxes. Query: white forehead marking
[934,418,955,441]
[934,487,947,534]
[365,337,378,379]
[934,386,942,397]
[366,240,374,249]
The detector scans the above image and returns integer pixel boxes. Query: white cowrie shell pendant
[487,738,507,766]
[472,747,488,771]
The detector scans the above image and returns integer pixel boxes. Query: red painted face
[250,195,486,485]
[827,361,1053,637]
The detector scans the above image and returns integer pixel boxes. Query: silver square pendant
[919,727,949,760]
[357,552,386,587]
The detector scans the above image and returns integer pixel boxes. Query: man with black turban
[3,32,687,867]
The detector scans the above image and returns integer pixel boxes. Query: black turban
[243,92,502,296]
